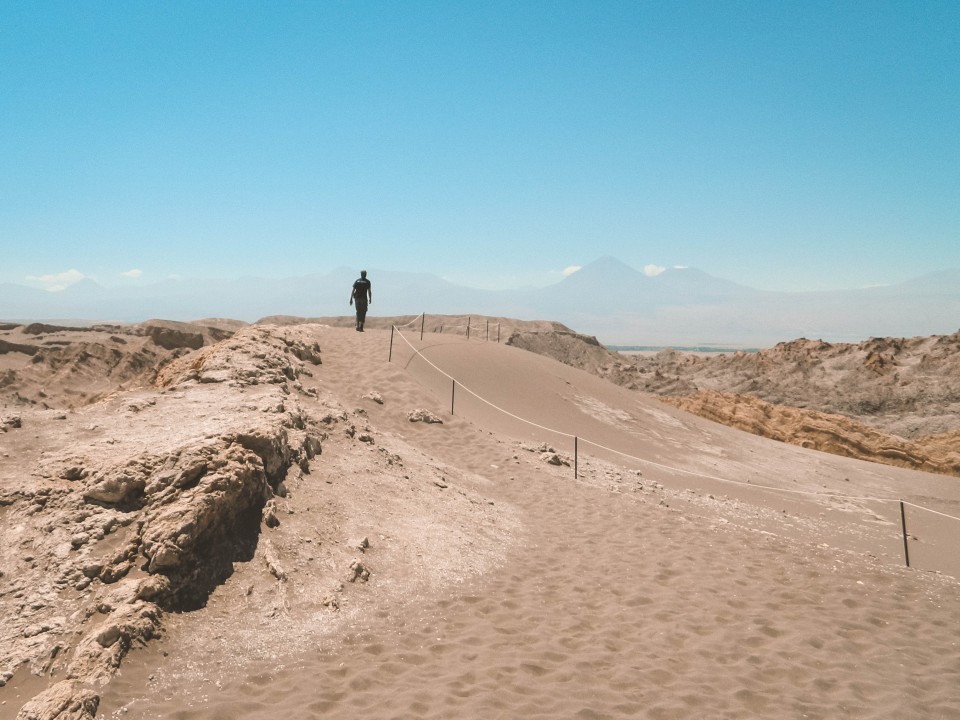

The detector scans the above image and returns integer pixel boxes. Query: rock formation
[0,324,324,717]
[659,390,960,477]
[507,329,960,478]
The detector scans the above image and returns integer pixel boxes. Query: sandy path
[102,466,960,719]
[95,325,960,720]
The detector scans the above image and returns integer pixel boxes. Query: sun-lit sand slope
[89,323,960,720]
[398,329,960,573]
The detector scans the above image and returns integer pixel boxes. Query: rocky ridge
[659,390,960,478]
[0,320,242,410]
[2,325,324,718]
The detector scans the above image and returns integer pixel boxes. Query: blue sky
[2,1,958,293]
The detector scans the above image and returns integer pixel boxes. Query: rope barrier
[390,324,960,530]
[432,322,483,330]
[411,315,503,343]
[394,325,894,504]
[421,313,473,323]
[901,501,960,523]
[577,436,898,503]
[393,328,574,436]
[393,313,425,329]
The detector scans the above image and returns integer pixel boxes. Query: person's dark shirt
[353,277,371,305]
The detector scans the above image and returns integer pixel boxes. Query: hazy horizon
[3,256,959,295]
[3,257,958,348]
[2,3,958,299]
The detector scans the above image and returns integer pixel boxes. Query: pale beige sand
[89,326,960,720]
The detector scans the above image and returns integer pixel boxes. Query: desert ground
[1,317,959,719]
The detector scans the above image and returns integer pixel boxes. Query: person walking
[349,270,372,332]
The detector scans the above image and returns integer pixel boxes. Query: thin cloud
[120,268,143,279]
[643,264,666,277]
[562,265,582,277]
[24,268,87,292]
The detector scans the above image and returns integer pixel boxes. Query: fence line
[388,322,960,570]
[578,435,897,504]
[394,324,893,504]
[409,314,503,342]
[393,326,574,437]
[394,313,425,329]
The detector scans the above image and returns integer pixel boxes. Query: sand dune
[507,327,960,479]
[2,322,959,719]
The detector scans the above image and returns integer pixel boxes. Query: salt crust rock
[540,452,570,467]
[83,459,154,504]
[348,559,370,583]
[263,539,287,581]
[15,680,99,720]
[408,408,443,424]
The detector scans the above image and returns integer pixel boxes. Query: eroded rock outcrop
[660,390,960,478]
[1,325,329,719]
[0,320,244,410]
[408,408,443,424]
[145,325,204,351]
[15,680,100,720]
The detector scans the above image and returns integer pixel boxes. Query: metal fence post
[900,500,910,568]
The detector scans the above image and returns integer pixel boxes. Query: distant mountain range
[2,257,958,347]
